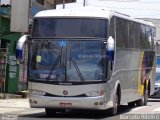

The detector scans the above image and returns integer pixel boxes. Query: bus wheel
[128,101,136,107]
[45,108,57,116]
[110,93,119,115]
[136,87,148,106]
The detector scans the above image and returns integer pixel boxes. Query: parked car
[151,55,160,98]
[151,68,160,98]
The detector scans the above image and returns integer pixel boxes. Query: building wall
[36,0,76,9]
[0,14,21,93]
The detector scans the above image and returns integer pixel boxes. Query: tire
[109,93,119,116]
[45,108,57,116]
[136,87,148,106]
[128,101,136,107]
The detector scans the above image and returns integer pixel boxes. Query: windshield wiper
[71,57,85,83]
[46,55,60,80]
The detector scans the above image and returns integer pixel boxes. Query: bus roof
[35,7,155,27]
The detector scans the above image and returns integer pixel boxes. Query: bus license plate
[59,103,72,107]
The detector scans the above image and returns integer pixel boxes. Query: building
[34,0,76,9]
[0,0,76,94]
[0,2,21,94]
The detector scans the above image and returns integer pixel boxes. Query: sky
[0,0,10,5]
[57,0,160,19]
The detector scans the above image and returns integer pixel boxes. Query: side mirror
[16,35,29,60]
[106,36,114,61]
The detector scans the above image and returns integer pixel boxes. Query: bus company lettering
[40,74,56,79]
[78,54,107,59]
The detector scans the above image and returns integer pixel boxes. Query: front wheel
[45,108,57,116]
[109,93,119,116]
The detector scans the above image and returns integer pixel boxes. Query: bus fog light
[85,90,105,97]
[99,101,104,105]
[29,99,33,104]
[34,100,38,104]
[29,90,46,96]
[94,102,98,105]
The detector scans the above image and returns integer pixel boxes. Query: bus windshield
[32,18,108,38]
[29,39,107,83]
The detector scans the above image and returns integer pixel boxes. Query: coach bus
[16,7,156,116]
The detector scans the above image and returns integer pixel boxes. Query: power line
[137,1,160,3]
[97,0,160,3]
[87,3,160,11]
[99,0,160,4]
[136,14,160,17]
[99,0,140,2]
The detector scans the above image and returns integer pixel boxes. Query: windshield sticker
[36,55,41,62]
[60,40,67,47]
[40,74,56,79]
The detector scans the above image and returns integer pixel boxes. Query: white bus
[16,7,156,116]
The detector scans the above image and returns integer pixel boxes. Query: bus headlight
[29,90,46,96]
[85,90,105,97]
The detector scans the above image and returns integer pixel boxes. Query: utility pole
[83,0,86,6]
[63,0,65,9]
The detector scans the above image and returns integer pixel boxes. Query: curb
[0,93,22,99]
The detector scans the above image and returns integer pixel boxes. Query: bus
[16,7,156,116]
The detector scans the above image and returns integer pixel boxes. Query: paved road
[19,99,160,120]
[0,98,160,120]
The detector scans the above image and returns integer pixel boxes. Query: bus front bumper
[29,95,112,110]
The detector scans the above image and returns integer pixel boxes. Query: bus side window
[152,27,156,50]
[134,23,140,48]
[129,22,140,48]
[145,26,152,50]
[140,25,145,49]
[116,17,128,48]
[140,25,151,49]
[109,17,115,40]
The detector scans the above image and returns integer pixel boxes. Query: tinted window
[140,25,153,50]
[129,22,140,48]
[109,17,115,39]
[32,18,108,38]
[140,25,146,49]
[146,26,152,49]
[151,27,156,50]
[116,17,128,48]
[128,22,135,48]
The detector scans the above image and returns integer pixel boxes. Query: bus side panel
[113,48,143,104]
[113,49,155,105]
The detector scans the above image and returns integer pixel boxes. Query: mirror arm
[16,35,28,60]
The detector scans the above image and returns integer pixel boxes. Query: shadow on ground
[19,105,135,120]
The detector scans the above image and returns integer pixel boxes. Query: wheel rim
[142,88,148,105]
[144,89,148,105]
[113,94,119,114]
